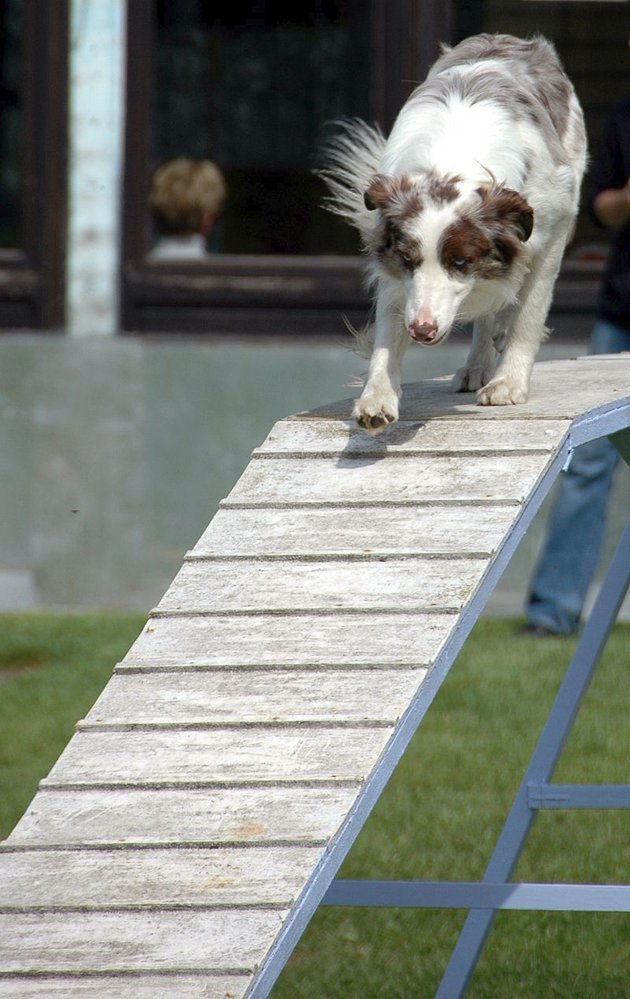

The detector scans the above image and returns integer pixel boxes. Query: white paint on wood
[192,505,518,558]
[83,669,426,726]
[122,612,458,668]
[0,976,251,999]
[0,846,321,908]
[306,358,630,423]
[0,909,287,973]
[157,557,487,613]
[43,727,393,787]
[7,786,357,847]
[224,453,552,507]
[256,418,569,455]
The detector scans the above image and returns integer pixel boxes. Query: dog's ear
[364,175,394,211]
[477,187,534,242]
[364,174,423,219]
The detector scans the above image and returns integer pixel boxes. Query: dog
[320,33,587,433]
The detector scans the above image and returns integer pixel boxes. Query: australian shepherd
[321,34,587,433]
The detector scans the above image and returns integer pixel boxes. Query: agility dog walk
[0,357,629,998]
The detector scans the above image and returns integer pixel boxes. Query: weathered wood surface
[156,557,487,613]
[305,356,630,423]
[0,978,251,999]
[120,611,459,668]
[254,417,569,454]
[225,453,553,506]
[82,669,426,725]
[10,786,358,846]
[0,909,287,972]
[42,727,393,787]
[1,357,629,999]
[193,504,520,558]
[0,846,321,908]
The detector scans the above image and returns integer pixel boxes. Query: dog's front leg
[477,233,566,406]
[453,317,498,393]
[353,283,407,434]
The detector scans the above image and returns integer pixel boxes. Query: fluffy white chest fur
[321,33,587,433]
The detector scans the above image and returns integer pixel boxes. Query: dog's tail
[316,118,386,243]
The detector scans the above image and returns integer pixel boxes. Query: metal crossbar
[324,881,630,912]
[323,436,630,998]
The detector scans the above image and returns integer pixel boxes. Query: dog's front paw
[477,378,529,406]
[453,364,495,393]
[353,388,399,434]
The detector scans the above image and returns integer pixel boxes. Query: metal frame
[322,426,630,998]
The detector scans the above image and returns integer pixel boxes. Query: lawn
[0,613,628,997]
[0,612,145,839]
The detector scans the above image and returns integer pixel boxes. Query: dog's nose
[409,321,439,343]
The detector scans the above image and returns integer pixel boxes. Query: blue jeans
[526,318,630,634]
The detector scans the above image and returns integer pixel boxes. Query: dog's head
[364,172,533,344]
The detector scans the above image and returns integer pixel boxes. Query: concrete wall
[0,335,628,617]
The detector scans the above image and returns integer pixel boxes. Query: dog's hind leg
[453,317,498,393]
[353,282,408,434]
[477,231,567,406]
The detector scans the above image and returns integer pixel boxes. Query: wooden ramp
[1,356,629,998]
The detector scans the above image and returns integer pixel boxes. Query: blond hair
[150,158,227,235]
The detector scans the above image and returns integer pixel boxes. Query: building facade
[0,0,628,336]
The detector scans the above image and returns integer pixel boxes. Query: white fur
[320,35,587,433]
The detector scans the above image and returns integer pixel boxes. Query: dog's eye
[452,258,468,271]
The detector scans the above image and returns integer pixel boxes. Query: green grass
[0,614,628,996]
[271,618,630,999]
[0,612,145,839]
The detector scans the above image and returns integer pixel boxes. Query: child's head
[150,158,227,236]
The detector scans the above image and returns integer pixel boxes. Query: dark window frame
[0,0,68,330]
[122,0,454,335]
[121,0,597,337]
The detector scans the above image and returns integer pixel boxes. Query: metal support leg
[435,514,630,999]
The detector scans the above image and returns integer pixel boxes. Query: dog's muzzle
[408,321,439,344]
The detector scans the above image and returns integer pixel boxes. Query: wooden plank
[42,727,393,787]
[304,357,630,422]
[0,846,321,908]
[83,669,426,726]
[0,909,288,973]
[224,453,551,506]
[256,417,569,455]
[7,787,357,847]
[121,612,458,668]
[156,557,487,614]
[191,505,518,558]
[0,976,252,999]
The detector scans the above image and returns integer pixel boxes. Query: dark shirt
[587,96,630,330]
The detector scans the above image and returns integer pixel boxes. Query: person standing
[524,92,630,636]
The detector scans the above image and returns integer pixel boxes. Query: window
[453,1,630,252]
[452,0,630,321]
[123,0,614,335]
[0,0,23,249]
[153,1,370,256]
[0,0,68,330]
[122,0,450,334]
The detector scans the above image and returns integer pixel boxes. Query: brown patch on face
[365,174,425,275]
[378,222,423,277]
[439,220,495,278]
[364,173,423,223]
[425,172,461,205]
